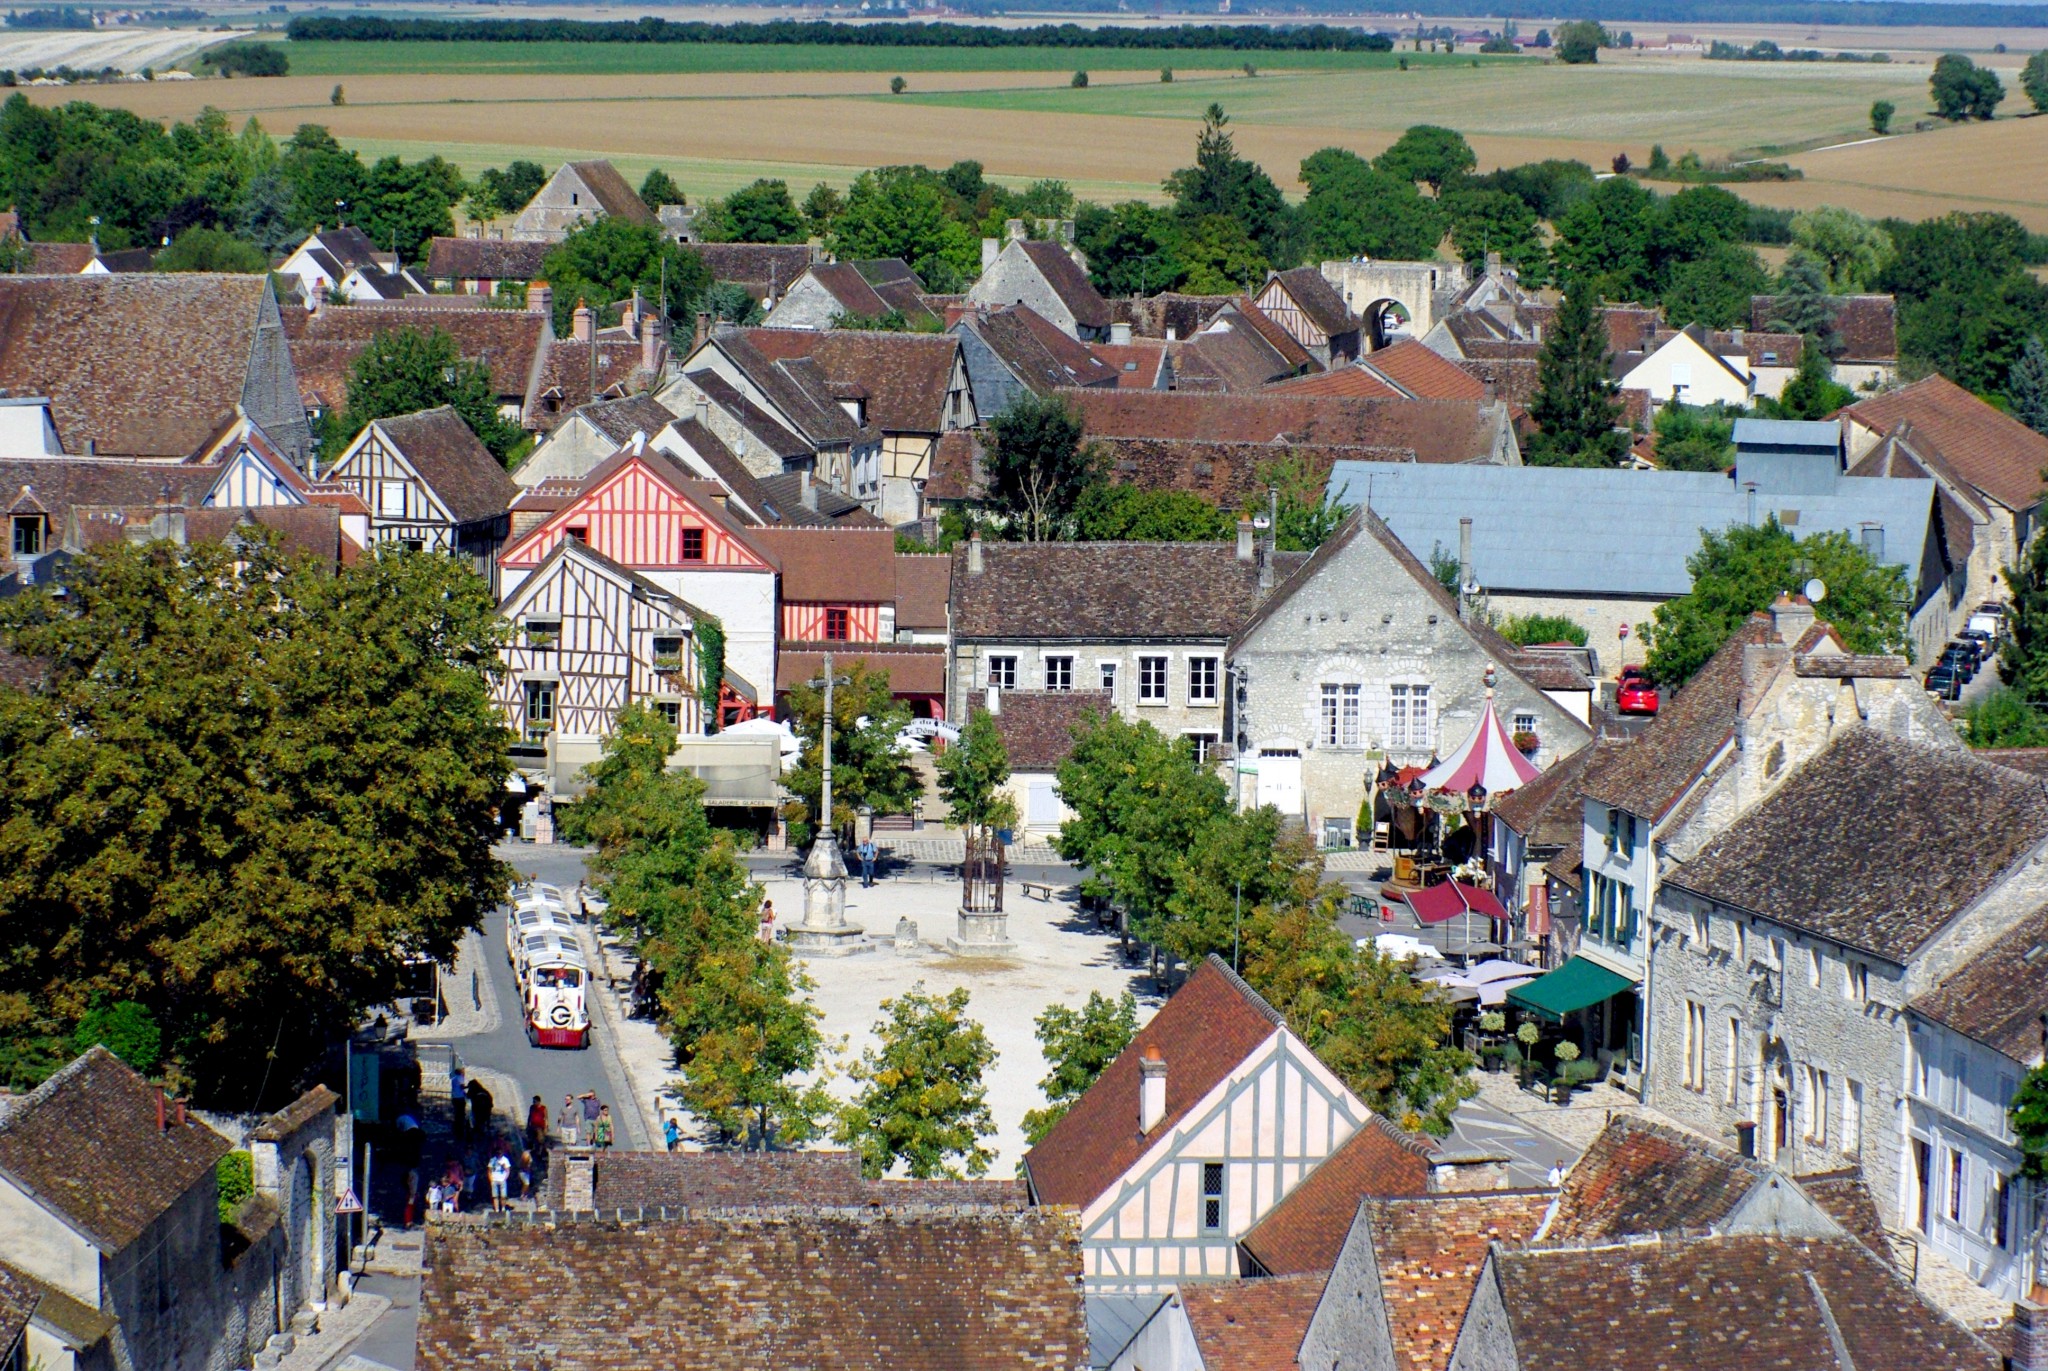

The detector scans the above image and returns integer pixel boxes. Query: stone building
[1228,508,1590,844]
[507,160,655,242]
[967,237,1113,342]
[1646,729,2048,1256]
[759,259,934,332]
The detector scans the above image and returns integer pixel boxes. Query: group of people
[554,1090,615,1149]
[406,1065,621,1223]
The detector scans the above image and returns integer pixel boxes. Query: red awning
[1404,880,1511,926]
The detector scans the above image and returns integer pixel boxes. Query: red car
[1616,668,1659,715]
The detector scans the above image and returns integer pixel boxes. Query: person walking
[516,1147,534,1200]
[758,898,776,943]
[663,1115,681,1152]
[526,1095,548,1153]
[579,1090,601,1142]
[487,1147,512,1213]
[857,837,877,888]
[592,1105,614,1152]
[561,1093,579,1147]
[449,1063,469,1142]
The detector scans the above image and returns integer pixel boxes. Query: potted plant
[1516,1021,1541,1090]
[1552,1040,1587,1104]
[1512,729,1539,754]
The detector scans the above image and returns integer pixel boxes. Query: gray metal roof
[1325,460,1938,598]
[1731,417,1839,451]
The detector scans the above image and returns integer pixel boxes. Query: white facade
[1904,1016,2040,1298]
[1619,330,1754,411]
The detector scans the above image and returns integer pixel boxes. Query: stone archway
[1319,259,1471,352]
[1363,298,1414,351]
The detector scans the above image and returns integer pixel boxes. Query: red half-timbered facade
[781,602,882,643]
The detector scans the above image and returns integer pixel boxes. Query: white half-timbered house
[193,414,313,509]
[320,407,517,573]
[495,436,779,712]
[1023,956,1376,1293]
[1254,268,1364,367]
[497,538,710,784]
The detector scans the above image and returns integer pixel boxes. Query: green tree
[1021,991,1137,1144]
[890,75,907,95]
[325,327,524,463]
[1766,258,1842,356]
[1652,401,1737,471]
[1660,242,1769,329]
[1766,342,1855,420]
[1870,99,1896,134]
[1298,148,1445,264]
[216,1151,254,1222]
[828,166,979,285]
[702,281,763,326]
[670,939,835,1148]
[1072,484,1232,541]
[2025,52,2048,113]
[234,169,300,257]
[1441,187,1547,282]
[1960,687,2048,747]
[836,983,997,1178]
[280,123,365,236]
[801,182,845,238]
[1056,713,1227,927]
[639,166,684,210]
[468,160,547,220]
[1178,213,1271,294]
[1527,286,1626,468]
[1932,52,2004,120]
[1652,185,1749,277]
[1164,104,1295,265]
[781,658,919,846]
[698,177,806,245]
[1260,452,1343,552]
[1787,206,1893,293]
[155,226,268,273]
[1374,124,1477,193]
[2013,1064,2048,1179]
[353,153,463,266]
[539,215,711,334]
[0,537,510,1101]
[982,392,1104,542]
[2000,532,2048,702]
[1073,200,1186,296]
[1643,519,1910,684]
[2008,334,2048,436]
[1155,807,1319,971]
[1497,612,1589,646]
[1555,19,1606,64]
[1551,175,1657,300]
[72,1001,162,1074]
[934,708,1017,843]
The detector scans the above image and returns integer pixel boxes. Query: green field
[279,39,1510,78]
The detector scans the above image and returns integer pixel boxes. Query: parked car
[1925,665,1964,701]
[1615,670,1659,715]
[1939,645,1978,677]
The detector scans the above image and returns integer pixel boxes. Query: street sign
[335,1188,364,1215]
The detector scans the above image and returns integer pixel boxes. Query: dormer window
[11,515,43,557]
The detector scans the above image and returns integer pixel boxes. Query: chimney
[528,281,552,318]
[174,1098,186,1127]
[1458,516,1473,616]
[1769,593,1815,644]
[800,469,818,511]
[967,529,984,576]
[1005,218,1026,244]
[1482,378,1497,406]
[1731,326,1745,347]
[694,396,710,428]
[641,313,664,375]
[919,511,937,547]
[2013,1298,2048,1371]
[572,300,594,343]
[629,289,644,339]
[1110,321,1133,346]
[155,1087,166,1132]
[563,1147,597,1211]
[1236,517,1256,564]
[1139,1045,1167,1133]
[981,236,1000,273]
[693,311,712,352]
[1485,250,1502,275]
[986,683,1001,716]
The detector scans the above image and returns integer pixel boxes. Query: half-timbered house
[320,407,518,573]
[494,436,779,710]
[1254,268,1364,367]
[192,414,314,509]
[495,538,710,786]
[1022,955,1378,1293]
[756,524,948,717]
[657,329,880,496]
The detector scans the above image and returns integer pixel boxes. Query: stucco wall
[953,640,1232,755]
[760,274,845,331]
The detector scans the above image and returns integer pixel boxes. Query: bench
[1020,880,1057,901]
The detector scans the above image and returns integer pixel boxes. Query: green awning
[1505,956,1637,1023]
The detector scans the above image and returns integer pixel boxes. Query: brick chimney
[967,529,984,576]
[563,1147,597,1211]
[572,300,594,343]
[693,311,712,352]
[641,313,664,376]
[1139,1045,1167,1133]
[528,281,552,318]
[2012,1295,2048,1371]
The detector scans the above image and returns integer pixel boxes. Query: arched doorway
[1364,299,1414,351]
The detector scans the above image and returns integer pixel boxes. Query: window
[653,699,681,728]
[377,481,406,517]
[11,515,42,557]
[1201,1162,1225,1234]
[1690,909,1710,947]
[651,634,685,669]
[1950,1053,1968,1114]
[1098,662,1117,700]
[1769,936,1787,972]
[1994,1171,2013,1248]
[1808,947,1822,989]
[1045,656,1073,691]
[824,607,850,641]
[523,679,555,738]
[1388,684,1431,750]
[1513,710,1537,736]
[987,655,1017,690]
[1186,732,1219,765]
[1844,960,1868,1003]
[682,527,706,562]
[1684,1001,1707,1091]
[525,618,560,650]
[1911,1035,1929,1099]
[1138,655,1169,704]
[1189,656,1219,704]
[565,525,588,544]
[1736,922,1747,965]
[1949,1147,1964,1222]
[1320,683,1361,747]
[1844,1079,1863,1157]
[1803,1066,1828,1146]
[1726,1018,1742,1105]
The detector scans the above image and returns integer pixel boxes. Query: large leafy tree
[1374,124,1476,193]
[1554,18,1606,63]
[1662,243,1769,329]
[836,983,998,1178]
[1164,104,1296,265]
[1787,205,1894,294]
[1021,991,1137,1144]
[2010,335,2048,437]
[1074,200,1187,296]
[0,536,511,1103]
[2013,1064,2048,1179]
[351,153,464,265]
[155,226,269,273]
[1551,175,1657,300]
[934,708,1017,843]
[982,392,1104,541]
[2024,51,2048,114]
[1178,213,1271,294]
[780,658,920,846]
[325,326,524,464]
[2000,532,2048,704]
[1961,687,2048,748]
[1765,343,1855,421]
[1441,187,1546,282]
[1931,53,2004,120]
[539,215,712,335]
[1643,519,1911,684]
[1298,148,1444,263]
[1526,286,1626,468]
[639,167,684,211]
[467,159,548,220]
[698,177,806,244]
[827,165,980,289]
[1652,401,1737,472]
[670,939,835,1149]
[1055,713,1228,930]
[1072,484,1232,541]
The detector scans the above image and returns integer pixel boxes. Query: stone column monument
[787,653,869,956]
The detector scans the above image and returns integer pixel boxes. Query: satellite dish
[1251,516,1272,530]
[1462,580,1481,598]
[1804,578,1827,604]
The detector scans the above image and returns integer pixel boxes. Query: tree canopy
[982,392,1105,541]
[1164,104,1295,265]
[1021,991,1137,1144]
[538,215,713,334]
[836,983,998,1178]
[325,326,526,464]
[934,708,1017,843]
[697,177,807,244]
[1931,52,2005,120]
[1374,124,1476,192]
[827,165,981,293]
[1526,286,1627,468]
[780,658,920,846]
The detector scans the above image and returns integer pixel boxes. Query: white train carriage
[523,942,591,1049]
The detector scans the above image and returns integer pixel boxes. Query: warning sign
[334,1188,364,1215]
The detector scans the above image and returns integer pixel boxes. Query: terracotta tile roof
[27,241,97,273]
[0,1259,112,1348]
[370,406,517,524]
[1546,833,1583,892]
[951,540,1304,642]
[1751,292,1898,363]
[1491,1233,1998,1370]
[1093,437,1371,509]
[0,1047,229,1252]
[1065,390,1503,463]
[1548,1115,1765,1241]
[567,394,677,449]
[1261,364,1406,399]
[1113,292,1232,340]
[1360,339,1489,401]
[1981,748,2048,779]
[1364,1191,1555,1371]
[754,473,884,527]
[249,1085,339,1143]
[804,261,898,319]
[1229,298,1317,371]
[534,337,648,421]
[1026,956,1283,1210]
[69,504,361,569]
[1792,1166,1893,1259]
[538,1148,1023,1210]
[1017,240,1111,330]
[927,430,982,502]
[778,644,948,695]
[1790,652,1910,678]
[0,274,286,458]
[566,159,655,225]
[1178,1273,1326,1371]
[1172,313,1313,393]
[0,456,221,523]
[739,328,959,433]
[692,242,813,294]
[1909,902,2048,1062]
[1088,339,1168,389]
[1669,728,2048,963]
[1842,374,2048,510]
[418,1206,1086,1370]
[709,332,866,448]
[755,524,897,601]
[1457,355,1542,410]
[287,304,546,409]
[970,689,1110,771]
[1238,1119,1433,1275]
[893,552,950,630]
[686,370,812,462]
[0,1263,36,1359]
[1267,267,1358,338]
[1491,737,1619,848]
[425,237,552,282]
[962,306,1119,393]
